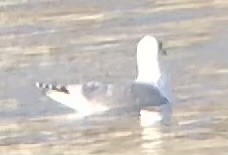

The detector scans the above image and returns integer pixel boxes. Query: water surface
[0,0,228,154]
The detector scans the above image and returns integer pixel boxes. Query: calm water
[0,0,228,154]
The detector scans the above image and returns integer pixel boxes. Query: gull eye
[158,40,163,49]
[158,40,167,55]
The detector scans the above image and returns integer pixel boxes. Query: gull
[36,35,173,125]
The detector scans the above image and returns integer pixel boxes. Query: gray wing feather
[131,83,168,107]
[81,81,168,109]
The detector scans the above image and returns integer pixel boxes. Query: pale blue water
[0,0,228,154]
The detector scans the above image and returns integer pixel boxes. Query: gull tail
[35,82,69,94]
[35,82,94,114]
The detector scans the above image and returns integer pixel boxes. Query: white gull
[36,35,173,125]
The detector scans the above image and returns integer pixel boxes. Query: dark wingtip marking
[35,82,69,94]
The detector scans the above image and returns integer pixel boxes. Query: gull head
[137,35,166,58]
[136,35,166,84]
